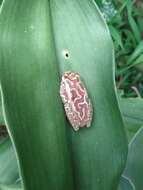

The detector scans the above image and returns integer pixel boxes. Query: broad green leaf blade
[0,93,4,125]
[118,176,135,190]
[95,0,102,8]
[0,0,3,6]
[118,97,143,142]
[51,1,127,190]
[123,126,143,190]
[0,138,19,185]
[0,0,74,190]
[0,183,22,190]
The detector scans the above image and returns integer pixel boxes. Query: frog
[60,71,93,131]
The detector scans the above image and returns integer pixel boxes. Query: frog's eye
[64,71,71,78]
[75,74,80,80]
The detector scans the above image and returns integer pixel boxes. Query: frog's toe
[73,125,79,131]
[87,122,91,128]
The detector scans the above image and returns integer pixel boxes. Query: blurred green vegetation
[96,0,143,97]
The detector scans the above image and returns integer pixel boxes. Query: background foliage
[96,0,143,97]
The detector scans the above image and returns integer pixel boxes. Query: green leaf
[0,138,19,185]
[0,0,74,190]
[137,17,143,33]
[51,1,127,190]
[94,0,102,7]
[118,176,135,190]
[118,97,143,142]
[0,183,22,190]
[0,93,4,125]
[118,53,143,75]
[133,54,143,72]
[0,0,3,6]
[123,126,143,190]
[109,25,124,50]
[127,41,143,65]
[126,0,141,43]
[0,0,127,190]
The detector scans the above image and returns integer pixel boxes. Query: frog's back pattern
[60,71,93,131]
